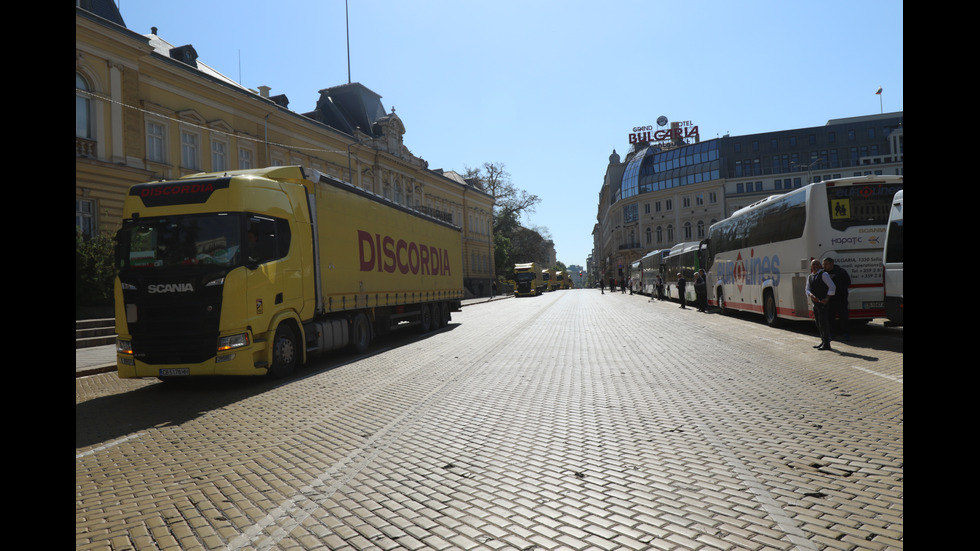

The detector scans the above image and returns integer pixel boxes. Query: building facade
[75,4,495,296]
[593,113,904,284]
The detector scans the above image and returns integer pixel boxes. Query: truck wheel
[419,304,433,333]
[350,313,371,354]
[269,324,298,378]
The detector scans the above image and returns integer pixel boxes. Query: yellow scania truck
[512,262,541,296]
[542,268,556,291]
[556,270,570,289]
[114,166,463,379]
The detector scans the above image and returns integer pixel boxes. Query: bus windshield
[117,213,242,270]
[826,181,901,231]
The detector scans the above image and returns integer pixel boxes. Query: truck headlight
[116,339,133,355]
[217,333,250,351]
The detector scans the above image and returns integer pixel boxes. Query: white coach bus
[883,189,903,325]
[704,175,903,327]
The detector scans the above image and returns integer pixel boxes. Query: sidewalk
[75,344,117,377]
[75,295,512,378]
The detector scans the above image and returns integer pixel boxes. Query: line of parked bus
[627,175,903,327]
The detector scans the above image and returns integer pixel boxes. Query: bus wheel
[269,323,298,378]
[350,313,372,354]
[763,291,780,327]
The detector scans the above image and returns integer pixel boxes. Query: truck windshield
[515,272,534,281]
[118,213,242,270]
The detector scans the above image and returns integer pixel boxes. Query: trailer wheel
[438,302,450,328]
[350,313,372,354]
[419,304,433,333]
[269,323,298,378]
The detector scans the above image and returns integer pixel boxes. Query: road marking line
[699,423,818,551]
[227,303,556,550]
[76,433,143,460]
[850,365,902,383]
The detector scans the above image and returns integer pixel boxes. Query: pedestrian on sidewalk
[694,271,707,312]
[823,258,850,341]
[677,273,687,309]
[806,259,836,351]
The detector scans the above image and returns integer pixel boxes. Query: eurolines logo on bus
[357,230,453,276]
[717,249,781,291]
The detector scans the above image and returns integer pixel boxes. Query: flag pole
[876,86,883,113]
[346,0,351,84]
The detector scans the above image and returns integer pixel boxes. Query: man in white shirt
[805,259,836,351]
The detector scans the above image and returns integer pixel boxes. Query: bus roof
[668,241,701,255]
[727,175,903,220]
[823,174,903,187]
[640,248,668,260]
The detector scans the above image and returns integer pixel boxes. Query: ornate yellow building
[75,5,495,295]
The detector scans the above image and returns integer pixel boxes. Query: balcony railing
[76,137,97,157]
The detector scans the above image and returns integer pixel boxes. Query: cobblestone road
[76,290,903,550]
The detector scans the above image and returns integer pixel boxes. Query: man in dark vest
[677,273,687,309]
[805,259,837,351]
[823,257,851,341]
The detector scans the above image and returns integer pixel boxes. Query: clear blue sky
[117,0,903,269]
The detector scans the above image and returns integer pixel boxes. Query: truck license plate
[159,368,190,377]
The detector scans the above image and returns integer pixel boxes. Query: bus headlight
[217,333,250,352]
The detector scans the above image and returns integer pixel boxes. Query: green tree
[76,229,116,312]
[465,162,539,222]
[465,162,543,279]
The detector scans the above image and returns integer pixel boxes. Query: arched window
[76,73,92,139]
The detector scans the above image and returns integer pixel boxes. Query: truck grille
[121,275,223,365]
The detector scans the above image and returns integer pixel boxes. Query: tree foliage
[465,162,539,222]
[466,163,550,278]
[76,229,116,310]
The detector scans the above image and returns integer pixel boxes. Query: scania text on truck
[114,166,463,379]
[513,263,541,296]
